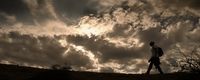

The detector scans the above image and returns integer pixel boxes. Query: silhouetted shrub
[52,64,61,70]
[51,64,72,71]
[175,46,200,73]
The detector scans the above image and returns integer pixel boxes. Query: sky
[0,0,200,74]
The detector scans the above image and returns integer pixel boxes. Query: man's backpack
[157,47,164,57]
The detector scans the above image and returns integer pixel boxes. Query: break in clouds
[0,0,200,73]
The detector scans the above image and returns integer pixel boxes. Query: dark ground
[0,64,199,80]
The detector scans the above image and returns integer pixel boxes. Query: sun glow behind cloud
[76,16,115,37]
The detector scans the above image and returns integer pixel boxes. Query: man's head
[149,41,155,47]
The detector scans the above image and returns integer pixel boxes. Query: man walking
[146,41,164,74]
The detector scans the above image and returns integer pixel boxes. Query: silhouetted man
[146,41,164,74]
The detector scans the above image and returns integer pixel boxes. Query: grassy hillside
[0,64,199,80]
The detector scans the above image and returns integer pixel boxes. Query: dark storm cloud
[0,32,94,68]
[0,0,101,25]
[136,27,164,46]
[161,0,200,9]
[0,0,34,25]
[64,48,94,69]
[23,0,58,22]
[52,0,98,24]
[108,24,133,38]
[0,0,58,25]
[0,31,65,66]
[67,35,144,64]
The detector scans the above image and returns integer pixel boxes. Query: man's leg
[155,65,164,74]
[146,62,153,74]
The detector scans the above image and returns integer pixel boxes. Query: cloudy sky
[0,0,200,74]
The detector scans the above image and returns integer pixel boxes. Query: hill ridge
[0,64,199,80]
